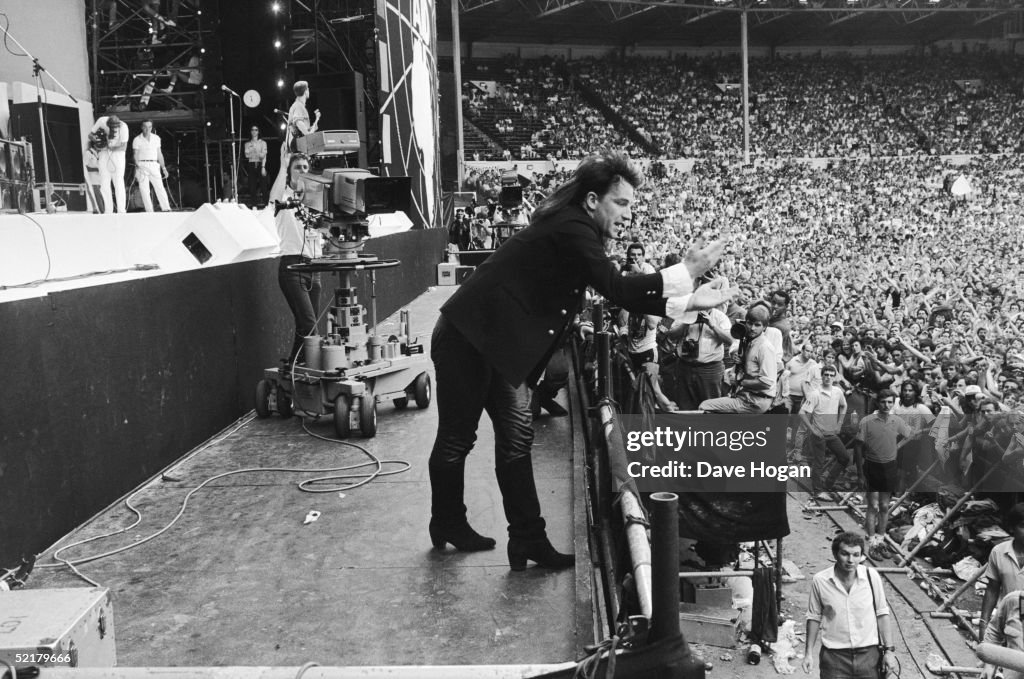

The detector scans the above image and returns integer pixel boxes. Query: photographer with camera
[667,302,733,411]
[699,304,779,414]
[270,152,322,365]
[88,114,130,214]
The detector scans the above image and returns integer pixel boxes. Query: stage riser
[0,227,447,561]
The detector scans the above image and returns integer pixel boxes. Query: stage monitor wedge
[149,203,278,273]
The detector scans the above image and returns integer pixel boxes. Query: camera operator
[470,216,492,249]
[270,152,322,364]
[667,302,733,410]
[88,114,130,214]
[699,304,779,414]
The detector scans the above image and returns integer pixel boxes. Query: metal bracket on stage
[285,256,400,273]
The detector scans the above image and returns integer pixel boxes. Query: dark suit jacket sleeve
[554,215,668,316]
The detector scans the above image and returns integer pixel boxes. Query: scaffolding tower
[87,0,220,204]
[285,0,379,167]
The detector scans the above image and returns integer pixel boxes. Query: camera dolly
[255,255,431,438]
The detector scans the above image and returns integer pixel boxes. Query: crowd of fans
[462,57,641,161]
[459,151,1024,498]
[615,153,1024,407]
[452,51,1024,661]
[464,51,1024,161]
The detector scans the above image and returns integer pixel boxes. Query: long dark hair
[531,150,642,225]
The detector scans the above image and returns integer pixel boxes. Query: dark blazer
[442,205,672,388]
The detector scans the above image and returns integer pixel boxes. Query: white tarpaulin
[950,174,973,196]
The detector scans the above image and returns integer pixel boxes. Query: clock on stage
[243,90,261,108]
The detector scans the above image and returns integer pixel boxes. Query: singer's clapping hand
[683,239,727,280]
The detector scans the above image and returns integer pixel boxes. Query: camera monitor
[499,185,523,208]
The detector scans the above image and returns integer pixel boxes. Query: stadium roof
[438,0,1024,48]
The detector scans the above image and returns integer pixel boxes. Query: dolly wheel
[393,397,408,410]
[414,373,432,409]
[277,387,294,418]
[359,392,378,438]
[255,380,272,418]
[333,395,352,439]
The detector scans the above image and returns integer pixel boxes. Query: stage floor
[26,286,586,667]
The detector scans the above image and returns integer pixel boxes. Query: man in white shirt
[132,120,171,212]
[668,303,733,410]
[801,364,850,496]
[700,304,779,414]
[804,532,897,678]
[89,114,130,214]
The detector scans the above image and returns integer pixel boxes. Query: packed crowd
[460,151,1024,499]
[465,51,1024,160]
[462,57,640,161]
[622,154,1024,408]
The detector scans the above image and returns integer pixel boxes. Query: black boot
[496,458,573,570]
[507,537,575,571]
[541,398,567,417]
[530,382,567,418]
[428,459,495,552]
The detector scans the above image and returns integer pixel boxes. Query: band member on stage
[89,114,130,214]
[132,120,171,212]
[244,125,268,208]
[427,150,736,571]
[284,81,321,154]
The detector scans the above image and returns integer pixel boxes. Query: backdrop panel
[375,0,441,230]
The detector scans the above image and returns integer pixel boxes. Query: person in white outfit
[132,120,171,212]
[89,114,130,214]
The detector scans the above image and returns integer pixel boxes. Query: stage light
[200,47,206,53]
[277,78,285,87]
[274,39,282,48]
[272,2,282,12]
[203,84,208,90]
[280,123,287,130]
[197,9,202,14]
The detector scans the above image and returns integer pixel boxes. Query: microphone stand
[224,88,239,202]
[0,23,79,214]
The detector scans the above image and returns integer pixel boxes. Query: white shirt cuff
[660,263,695,298]
[665,295,694,321]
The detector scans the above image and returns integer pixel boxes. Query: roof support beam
[459,0,507,10]
[597,0,1024,14]
[607,3,658,20]
[535,0,585,17]
[684,8,722,23]
[973,10,1009,24]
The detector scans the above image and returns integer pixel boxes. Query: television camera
[256,132,427,439]
[87,127,109,151]
[277,132,411,259]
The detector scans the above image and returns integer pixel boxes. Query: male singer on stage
[89,114,130,214]
[285,80,321,153]
[132,120,171,212]
[244,125,268,208]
